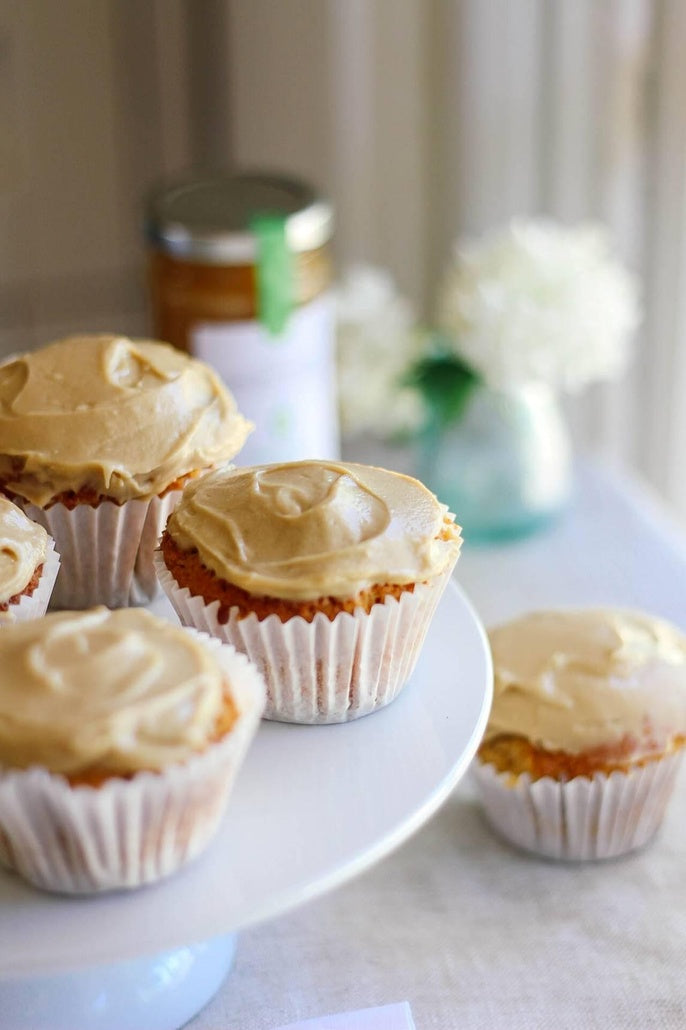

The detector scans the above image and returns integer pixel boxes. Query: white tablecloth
[191,460,686,1029]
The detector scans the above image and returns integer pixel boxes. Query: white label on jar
[191,293,340,466]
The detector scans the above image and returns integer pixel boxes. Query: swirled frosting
[166,460,461,601]
[485,609,686,757]
[0,607,231,774]
[0,496,48,603]
[0,334,253,505]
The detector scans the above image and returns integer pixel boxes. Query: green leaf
[404,352,481,428]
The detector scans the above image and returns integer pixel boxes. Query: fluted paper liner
[155,552,456,724]
[16,491,182,609]
[0,537,60,626]
[0,634,265,894]
[472,750,684,861]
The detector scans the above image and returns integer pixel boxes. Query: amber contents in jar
[148,246,333,353]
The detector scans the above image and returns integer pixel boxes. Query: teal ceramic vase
[418,383,572,543]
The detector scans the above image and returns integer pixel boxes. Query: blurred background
[2,0,686,523]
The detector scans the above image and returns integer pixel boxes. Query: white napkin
[273,1002,416,1030]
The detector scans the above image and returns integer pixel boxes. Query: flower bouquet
[336,220,640,541]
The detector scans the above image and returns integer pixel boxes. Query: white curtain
[3,0,686,518]
[224,0,686,519]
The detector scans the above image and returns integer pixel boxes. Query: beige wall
[0,0,196,354]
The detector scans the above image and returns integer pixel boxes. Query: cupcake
[473,608,686,860]
[0,333,252,608]
[0,496,60,623]
[0,606,265,893]
[155,459,462,723]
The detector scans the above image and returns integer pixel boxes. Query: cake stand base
[0,933,237,1030]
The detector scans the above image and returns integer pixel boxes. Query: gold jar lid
[145,171,334,266]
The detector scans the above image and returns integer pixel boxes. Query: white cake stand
[0,581,492,1030]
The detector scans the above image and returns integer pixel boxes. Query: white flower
[335,264,425,437]
[437,219,641,392]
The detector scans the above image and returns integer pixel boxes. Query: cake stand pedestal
[1,936,237,1030]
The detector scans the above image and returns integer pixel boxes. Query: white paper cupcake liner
[0,538,60,626]
[155,552,455,723]
[0,634,265,893]
[472,750,684,861]
[17,492,182,610]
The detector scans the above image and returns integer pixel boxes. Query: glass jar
[418,383,572,543]
[145,171,338,465]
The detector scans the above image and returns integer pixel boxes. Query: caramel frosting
[485,609,686,757]
[0,607,231,774]
[0,496,48,603]
[166,460,462,601]
[0,334,253,505]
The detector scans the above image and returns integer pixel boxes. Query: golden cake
[0,333,252,608]
[156,459,462,723]
[473,607,686,860]
[0,496,60,623]
[0,606,265,893]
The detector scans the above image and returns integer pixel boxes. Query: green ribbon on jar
[250,212,294,336]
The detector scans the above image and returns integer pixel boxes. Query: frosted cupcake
[473,608,686,860]
[0,334,252,608]
[156,460,462,723]
[0,496,60,623]
[0,606,265,893]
